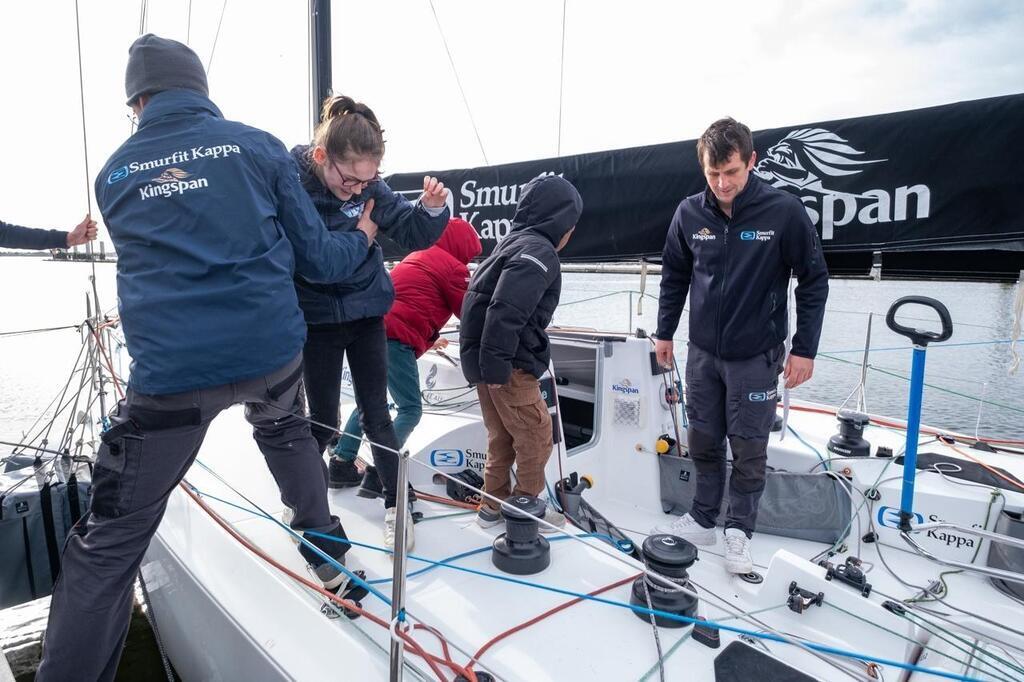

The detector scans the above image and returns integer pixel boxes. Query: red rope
[413,489,480,511]
[464,573,639,672]
[180,482,475,681]
[944,442,1024,492]
[783,403,1024,448]
[88,324,125,399]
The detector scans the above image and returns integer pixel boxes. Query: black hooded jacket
[460,175,583,384]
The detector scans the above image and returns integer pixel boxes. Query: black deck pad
[714,641,819,682]
[894,451,1023,491]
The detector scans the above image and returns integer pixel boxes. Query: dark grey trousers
[684,342,784,537]
[36,354,349,682]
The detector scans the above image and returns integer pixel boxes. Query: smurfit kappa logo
[429,449,465,467]
[425,364,438,390]
[753,127,931,241]
[877,506,922,529]
[107,166,130,184]
[740,229,776,242]
[612,378,639,395]
[691,227,716,241]
[747,388,778,402]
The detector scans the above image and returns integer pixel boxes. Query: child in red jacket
[333,218,482,492]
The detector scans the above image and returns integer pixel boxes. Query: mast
[309,0,332,133]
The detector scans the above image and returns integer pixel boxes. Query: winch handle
[885,296,953,347]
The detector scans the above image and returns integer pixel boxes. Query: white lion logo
[754,128,886,194]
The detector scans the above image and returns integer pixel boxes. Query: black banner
[384,94,1024,276]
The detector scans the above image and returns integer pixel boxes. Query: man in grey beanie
[36,34,377,682]
[124,33,209,105]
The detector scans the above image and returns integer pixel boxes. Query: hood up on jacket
[434,217,482,264]
[509,175,583,247]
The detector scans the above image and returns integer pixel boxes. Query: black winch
[491,495,551,575]
[630,534,699,628]
[827,409,872,458]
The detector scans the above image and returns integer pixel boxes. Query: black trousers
[303,317,401,508]
[684,342,785,537]
[37,354,348,682]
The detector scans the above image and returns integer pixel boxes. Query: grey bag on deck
[0,467,90,609]
[658,455,852,545]
[987,511,1024,601]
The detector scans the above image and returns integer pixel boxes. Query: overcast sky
[1,0,1022,244]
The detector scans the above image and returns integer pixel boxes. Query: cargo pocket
[498,379,546,428]
[91,435,144,518]
[729,381,778,439]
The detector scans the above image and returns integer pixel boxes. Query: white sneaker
[537,507,567,535]
[651,513,716,546]
[281,506,299,544]
[384,507,415,554]
[723,528,753,574]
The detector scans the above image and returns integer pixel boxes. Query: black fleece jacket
[460,175,583,384]
[655,175,829,360]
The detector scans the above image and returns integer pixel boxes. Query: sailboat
[3,2,1024,680]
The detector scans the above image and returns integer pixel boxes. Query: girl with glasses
[291,95,450,551]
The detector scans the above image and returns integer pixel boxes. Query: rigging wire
[72,0,101,320]
[206,0,229,76]
[426,0,488,165]
[556,0,567,156]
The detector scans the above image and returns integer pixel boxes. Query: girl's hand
[421,176,448,209]
[356,198,378,245]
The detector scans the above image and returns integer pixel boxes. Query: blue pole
[899,345,927,530]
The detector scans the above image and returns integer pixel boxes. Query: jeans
[303,317,401,508]
[36,354,348,682]
[336,339,422,461]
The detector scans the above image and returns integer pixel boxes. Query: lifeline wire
[188,480,983,682]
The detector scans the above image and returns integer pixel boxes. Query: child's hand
[356,198,378,245]
[421,176,448,209]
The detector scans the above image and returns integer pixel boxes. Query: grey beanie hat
[125,34,209,105]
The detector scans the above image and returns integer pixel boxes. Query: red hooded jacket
[385,218,482,357]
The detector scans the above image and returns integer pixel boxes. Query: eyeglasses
[328,156,380,188]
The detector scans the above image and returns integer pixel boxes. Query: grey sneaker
[537,507,567,534]
[314,555,351,593]
[476,506,503,528]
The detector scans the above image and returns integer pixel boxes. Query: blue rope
[189,484,984,681]
[786,425,826,465]
[186,485,392,605]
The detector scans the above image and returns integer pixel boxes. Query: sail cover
[383,94,1024,278]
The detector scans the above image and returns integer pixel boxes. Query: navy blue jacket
[95,90,368,395]
[460,175,583,384]
[291,145,449,324]
[656,175,829,360]
[1,221,67,250]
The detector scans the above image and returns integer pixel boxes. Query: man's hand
[654,338,674,369]
[421,176,448,209]
[784,354,814,389]
[67,214,97,247]
[430,338,450,350]
[356,198,378,246]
